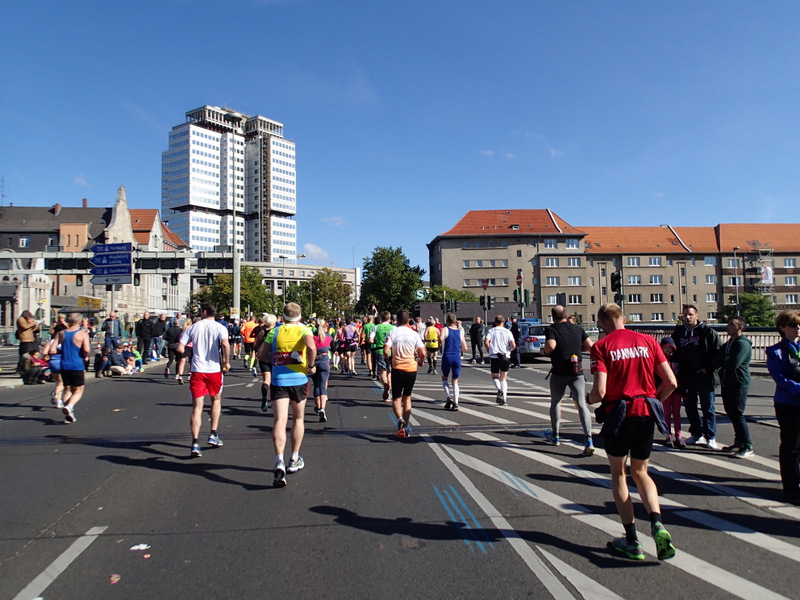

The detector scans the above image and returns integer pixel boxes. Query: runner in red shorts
[177,302,231,458]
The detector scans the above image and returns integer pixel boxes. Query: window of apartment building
[567,257,581,267]
[628,275,641,285]
[669,276,675,285]
[501,241,508,248]
[546,276,560,286]
[693,294,698,302]
[628,294,642,303]
[649,257,662,266]
[601,286,607,295]
[650,274,663,284]
[475,241,482,248]
[591,296,595,303]
[545,257,559,267]
[566,239,579,249]
[706,274,717,284]
[651,313,665,321]
[705,256,717,266]
[546,294,558,304]
[489,259,496,267]
[463,260,470,268]
[670,294,675,303]
[516,250,522,257]
[691,276,697,284]
[706,293,718,302]
[786,258,797,268]
[600,267,606,276]
[786,276,797,286]
[787,294,799,304]
[568,294,582,304]
[589,277,595,286]
[486,241,494,248]
[691,258,696,267]
[627,257,640,267]
[708,311,718,320]
[19,236,30,248]
[650,293,664,303]
[728,276,740,286]
[48,235,57,246]
[727,258,740,268]
[501,259,508,267]
[265,269,271,276]
[543,239,557,249]
[568,276,581,286]
[629,313,643,322]
[464,279,471,287]
[476,260,483,267]
[463,242,469,249]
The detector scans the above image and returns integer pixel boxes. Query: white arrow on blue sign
[90,265,133,276]
[89,253,132,267]
[91,243,133,254]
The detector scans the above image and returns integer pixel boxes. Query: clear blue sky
[2,1,799,275]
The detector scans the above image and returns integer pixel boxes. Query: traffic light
[486,296,494,310]
[440,302,447,311]
[524,289,530,306]
[170,273,178,286]
[76,274,83,286]
[480,296,485,307]
[134,273,141,286]
[513,288,521,302]
[207,273,214,286]
[454,300,460,312]
[610,271,622,292]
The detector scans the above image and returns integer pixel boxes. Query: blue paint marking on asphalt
[508,473,538,499]
[497,470,521,497]
[443,488,487,554]
[433,485,473,551]
[448,484,493,549]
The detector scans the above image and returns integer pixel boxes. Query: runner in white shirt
[484,315,516,405]
[177,302,231,458]
[384,310,426,438]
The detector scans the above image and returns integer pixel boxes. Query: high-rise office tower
[161,105,297,262]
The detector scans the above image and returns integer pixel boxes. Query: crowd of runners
[28,298,800,565]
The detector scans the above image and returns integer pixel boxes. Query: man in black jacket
[136,312,155,364]
[152,313,168,359]
[469,317,485,364]
[671,305,721,449]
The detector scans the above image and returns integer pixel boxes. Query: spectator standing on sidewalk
[716,317,753,458]
[671,304,721,449]
[766,310,800,505]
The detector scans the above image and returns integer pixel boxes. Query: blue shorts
[441,355,462,379]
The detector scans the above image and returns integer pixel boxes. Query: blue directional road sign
[90,265,133,277]
[91,243,133,254]
[90,253,132,267]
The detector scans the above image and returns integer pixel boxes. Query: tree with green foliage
[720,292,776,326]
[428,285,478,303]
[189,266,281,318]
[287,268,354,320]
[357,246,425,315]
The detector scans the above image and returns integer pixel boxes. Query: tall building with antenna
[161,105,298,262]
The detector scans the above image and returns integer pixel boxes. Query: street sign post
[516,274,522,287]
[414,289,427,301]
[91,243,134,292]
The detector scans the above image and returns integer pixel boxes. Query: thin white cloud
[322,216,345,227]
[121,102,158,127]
[74,174,92,188]
[303,242,330,262]
[480,150,494,157]
[481,150,514,159]
[513,129,567,158]
[503,153,515,159]
[282,66,379,107]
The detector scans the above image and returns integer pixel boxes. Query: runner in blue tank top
[439,313,467,411]
[52,313,91,423]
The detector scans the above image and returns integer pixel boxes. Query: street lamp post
[733,246,741,316]
[279,255,287,301]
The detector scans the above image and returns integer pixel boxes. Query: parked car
[518,323,548,361]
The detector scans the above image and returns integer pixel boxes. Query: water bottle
[571,354,581,375]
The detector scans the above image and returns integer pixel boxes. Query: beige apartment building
[427,209,800,325]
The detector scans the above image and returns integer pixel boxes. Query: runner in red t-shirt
[588,303,677,562]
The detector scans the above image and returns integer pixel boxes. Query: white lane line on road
[469,432,800,565]
[536,547,626,600]
[13,525,108,600]
[445,446,791,600]
[425,440,579,600]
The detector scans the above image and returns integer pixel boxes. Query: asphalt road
[1,353,798,600]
